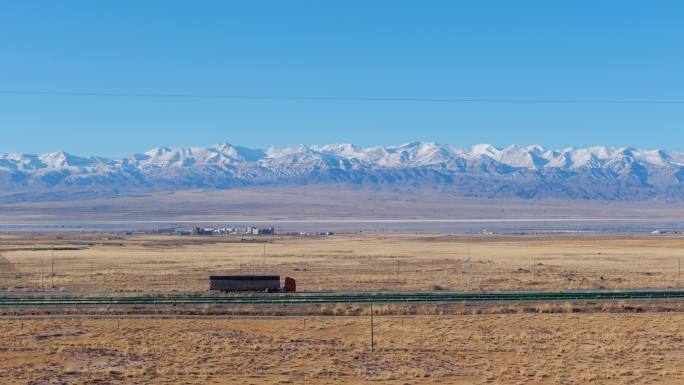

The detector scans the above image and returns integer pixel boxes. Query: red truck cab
[284,277,296,292]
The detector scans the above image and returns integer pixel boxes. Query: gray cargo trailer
[209,275,281,292]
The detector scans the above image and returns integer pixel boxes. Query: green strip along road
[1,290,684,306]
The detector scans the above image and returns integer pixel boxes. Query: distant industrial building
[245,226,275,235]
[214,227,239,235]
[188,226,275,236]
[192,227,215,236]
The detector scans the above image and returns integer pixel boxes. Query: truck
[209,275,296,292]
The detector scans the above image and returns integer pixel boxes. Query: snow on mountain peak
[144,146,173,157]
[38,151,100,168]
[2,142,684,200]
[470,144,500,157]
[1,142,680,171]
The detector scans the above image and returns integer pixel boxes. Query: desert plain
[1,232,683,292]
[1,232,684,384]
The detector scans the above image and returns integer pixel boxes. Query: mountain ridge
[1,142,684,201]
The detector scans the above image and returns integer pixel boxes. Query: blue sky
[1,1,683,157]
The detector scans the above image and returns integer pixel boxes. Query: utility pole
[90,263,93,282]
[40,259,44,291]
[370,303,375,353]
[679,257,681,281]
[467,243,471,291]
[51,248,54,288]
[533,257,537,281]
[396,259,400,281]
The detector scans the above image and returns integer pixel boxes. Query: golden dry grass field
[1,232,683,293]
[2,233,684,384]
[2,313,684,384]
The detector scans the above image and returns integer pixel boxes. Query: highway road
[1,290,684,306]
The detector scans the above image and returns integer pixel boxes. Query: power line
[0,89,683,104]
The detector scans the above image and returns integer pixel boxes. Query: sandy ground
[2,233,684,384]
[1,313,684,384]
[1,233,684,293]
[4,187,684,222]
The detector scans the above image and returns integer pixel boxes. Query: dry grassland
[2,233,684,384]
[1,233,683,293]
[2,313,684,384]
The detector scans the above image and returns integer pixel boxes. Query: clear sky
[1,1,683,157]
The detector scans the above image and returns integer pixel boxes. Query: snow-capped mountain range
[2,142,684,200]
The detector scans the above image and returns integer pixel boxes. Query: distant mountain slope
[1,142,684,201]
